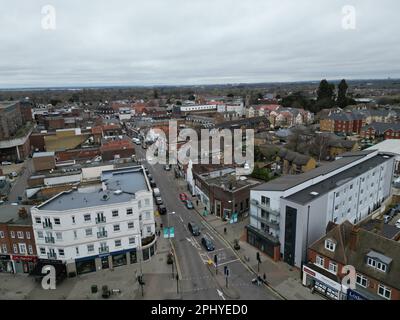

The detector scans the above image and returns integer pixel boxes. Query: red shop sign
[11,255,37,262]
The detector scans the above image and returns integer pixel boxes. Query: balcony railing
[97,231,108,239]
[45,237,55,244]
[250,213,280,230]
[47,252,57,260]
[251,199,280,216]
[99,246,109,254]
[42,222,53,229]
[96,217,107,224]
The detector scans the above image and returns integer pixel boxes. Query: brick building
[100,138,135,161]
[361,122,400,141]
[303,220,400,300]
[320,111,364,134]
[0,206,37,274]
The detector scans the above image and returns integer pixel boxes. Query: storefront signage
[347,289,367,300]
[11,255,37,262]
[303,266,342,291]
[0,254,10,260]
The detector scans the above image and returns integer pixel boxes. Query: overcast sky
[0,0,399,88]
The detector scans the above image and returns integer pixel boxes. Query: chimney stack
[18,207,28,219]
[349,226,360,251]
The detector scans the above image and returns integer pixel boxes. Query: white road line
[206,232,214,241]
[217,259,240,267]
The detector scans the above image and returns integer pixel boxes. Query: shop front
[0,254,13,273]
[75,256,97,275]
[11,255,38,274]
[302,264,346,300]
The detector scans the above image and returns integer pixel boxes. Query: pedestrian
[263,273,266,284]
[196,199,199,207]
[224,227,227,234]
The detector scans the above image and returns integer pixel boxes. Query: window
[261,209,267,218]
[72,216,75,224]
[145,199,150,206]
[0,231,4,238]
[56,232,62,240]
[261,196,270,206]
[145,212,150,220]
[35,217,41,224]
[129,237,136,245]
[13,244,18,254]
[350,184,353,190]
[378,284,391,300]
[85,228,93,236]
[376,262,387,273]
[147,226,151,233]
[115,240,121,247]
[37,231,43,239]
[40,247,46,255]
[73,230,77,239]
[325,240,336,252]
[75,247,79,255]
[28,245,33,255]
[58,249,65,256]
[128,222,134,229]
[328,261,338,274]
[2,244,7,253]
[84,214,91,222]
[10,231,15,238]
[112,210,119,217]
[26,232,31,239]
[334,205,339,211]
[17,231,24,239]
[54,218,61,225]
[87,244,94,253]
[348,196,352,201]
[138,200,142,209]
[367,257,376,268]
[126,208,133,215]
[113,224,120,232]
[336,192,340,197]
[18,244,26,254]
[316,255,324,267]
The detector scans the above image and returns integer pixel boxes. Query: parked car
[179,193,188,201]
[158,205,167,215]
[155,197,163,205]
[185,200,194,209]
[396,219,400,229]
[188,222,200,236]
[1,161,12,166]
[150,179,157,188]
[164,164,171,171]
[153,188,161,197]
[147,173,153,180]
[201,236,215,251]
[383,215,391,224]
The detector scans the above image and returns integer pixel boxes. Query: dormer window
[325,239,336,252]
[366,251,391,273]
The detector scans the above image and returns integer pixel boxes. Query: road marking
[217,259,240,267]
[206,232,214,241]
[217,289,226,300]
[178,216,184,223]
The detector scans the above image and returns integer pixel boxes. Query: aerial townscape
[0,0,399,307]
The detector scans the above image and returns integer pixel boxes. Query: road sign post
[214,254,218,275]
[224,266,230,288]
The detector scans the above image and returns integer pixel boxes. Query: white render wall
[31,190,155,262]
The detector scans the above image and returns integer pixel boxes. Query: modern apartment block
[247,150,395,268]
[30,166,156,275]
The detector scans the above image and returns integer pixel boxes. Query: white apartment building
[247,150,395,268]
[30,166,156,275]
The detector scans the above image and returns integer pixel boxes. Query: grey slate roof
[37,166,148,211]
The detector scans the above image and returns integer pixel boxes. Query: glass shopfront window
[142,248,150,261]
[76,259,96,275]
[112,253,127,267]
[130,250,137,264]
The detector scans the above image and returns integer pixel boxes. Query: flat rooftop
[253,153,370,192]
[286,153,394,205]
[0,205,32,225]
[37,166,148,211]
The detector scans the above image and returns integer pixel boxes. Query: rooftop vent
[310,191,319,196]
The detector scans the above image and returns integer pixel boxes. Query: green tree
[337,79,348,108]
[317,79,335,102]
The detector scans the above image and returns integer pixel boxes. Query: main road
[136,146,280,300]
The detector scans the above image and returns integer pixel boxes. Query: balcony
[250,213,280,230]
[251,199,280,216]
[47,252,57,260]
[45,237,55,244]
[42,222,53,229]
[96,217,107,224]
[99,246,109,254]
[97,231,108,239]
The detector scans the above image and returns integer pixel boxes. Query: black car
[201,236,215,251]
[150,179,157,188]
[158,205,167,215]
[188,222,200,236]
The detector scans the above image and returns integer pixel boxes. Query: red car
[179,193,188,201]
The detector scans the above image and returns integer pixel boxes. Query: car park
[185,200,194,209]
[188,222,200,236]
[201,236,215,251]
[179,193,188,201]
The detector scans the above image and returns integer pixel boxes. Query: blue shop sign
[347,289,368,300]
